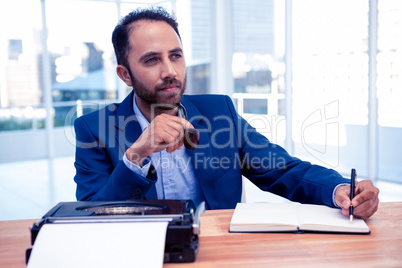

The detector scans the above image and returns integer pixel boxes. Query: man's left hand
[334,180,380,220]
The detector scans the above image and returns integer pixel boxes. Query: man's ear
[116,65,133,86]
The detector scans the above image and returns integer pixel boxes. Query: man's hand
[125,113,194,166]
[335,180,380,220]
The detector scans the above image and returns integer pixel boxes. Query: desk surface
[1,202,401,268]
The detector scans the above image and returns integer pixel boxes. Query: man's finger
[352,180,379,206]
[334,185,350,209]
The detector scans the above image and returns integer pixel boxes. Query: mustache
[156,78,182,90]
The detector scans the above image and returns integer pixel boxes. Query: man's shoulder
[182,94,237,120]
[183,94,229,102]
[183,94,233,108]
[74,101,122,126]
[77,91,133,123]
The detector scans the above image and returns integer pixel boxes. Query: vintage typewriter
[26,199,205,263]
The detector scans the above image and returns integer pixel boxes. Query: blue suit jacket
[74,92,349,209]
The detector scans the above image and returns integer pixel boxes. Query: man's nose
[161,60,177,79]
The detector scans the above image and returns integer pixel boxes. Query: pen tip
[350,215,353,222]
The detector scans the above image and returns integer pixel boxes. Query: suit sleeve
[224,95,350,207]
[73,116,156,201]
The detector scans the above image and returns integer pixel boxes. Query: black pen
[350,168,356,222]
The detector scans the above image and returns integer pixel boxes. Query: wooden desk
[1,202,401,268]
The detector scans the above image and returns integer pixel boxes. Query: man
[74,7,379,219]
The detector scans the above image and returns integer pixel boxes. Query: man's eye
[172,54,182,59]
[145,58,157,64]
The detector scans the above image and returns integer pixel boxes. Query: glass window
[377,0,402,183]
[292,0,369,175]
[231,0,286,145]
[0,0,43,131]
[183,0,212,95]
[47,0,118,100]
[45,0,120,127]
[232,0,285,94]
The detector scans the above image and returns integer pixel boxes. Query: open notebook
[229,203,370,234]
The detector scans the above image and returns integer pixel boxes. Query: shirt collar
[132,93,186,132]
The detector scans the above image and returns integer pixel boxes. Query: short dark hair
[112,6,181,69]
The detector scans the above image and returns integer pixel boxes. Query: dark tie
[147,163,157,181]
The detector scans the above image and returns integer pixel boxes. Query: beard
[129,70,187,111]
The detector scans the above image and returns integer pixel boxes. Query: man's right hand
[125,113,194,166]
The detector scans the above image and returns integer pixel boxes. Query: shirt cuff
[123,153,151,177]
[332,183,350,207]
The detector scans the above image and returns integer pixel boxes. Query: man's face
[125,20,187,111]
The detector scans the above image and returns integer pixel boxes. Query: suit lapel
[182,96,218,208]
[112,93,216,203]
[113,91,142,158]
[112,91,157,199]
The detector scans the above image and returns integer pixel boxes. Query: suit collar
[114,91,142,155]
[113,93,217,208]
[181,96,217,209]
[181,95,202,125]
